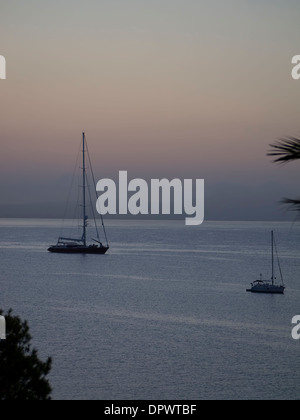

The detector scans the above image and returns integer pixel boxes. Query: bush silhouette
[0,309,52,400]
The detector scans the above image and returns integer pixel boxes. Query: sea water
[0,219,299,400]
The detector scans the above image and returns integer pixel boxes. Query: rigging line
[86,170,101,243]
[75,177,81,234]
[59,139,82,240]
[64,170,81,240]
[68,168,81,234]
[86,139,109,247]
[274,236,284,286]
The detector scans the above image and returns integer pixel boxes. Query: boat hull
[246,286,285,294]
[48,246,109,255]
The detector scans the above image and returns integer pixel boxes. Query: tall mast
[271,231,274,285]
[82,132,87,247]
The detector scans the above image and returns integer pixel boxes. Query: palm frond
[268,137,300,164]
[281,198,300,215]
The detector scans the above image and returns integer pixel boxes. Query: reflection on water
[0,219,300,400]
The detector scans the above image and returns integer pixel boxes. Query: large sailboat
[247,231,285,294]
[48,133,109,255]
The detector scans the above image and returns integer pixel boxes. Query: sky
[0,0,300,220]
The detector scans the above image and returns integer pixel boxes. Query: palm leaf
[282,198,300,214]
[268,137,300,164]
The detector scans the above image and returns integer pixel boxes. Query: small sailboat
[247,231,285,294]
[48,133,109,255]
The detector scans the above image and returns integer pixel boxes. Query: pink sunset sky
[0,0,300,220]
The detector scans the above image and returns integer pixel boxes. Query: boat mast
[271,231,274,285]
[82,132,87,247]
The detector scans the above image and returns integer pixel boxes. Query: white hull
[247,232,285,295]
[247,283,285,294]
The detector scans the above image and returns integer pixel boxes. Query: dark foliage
[0,309,52,400]
[282,198,300,215]
[268,137,300,164]
[268,136,300,214]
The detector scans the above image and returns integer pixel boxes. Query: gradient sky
[1,0,300,220]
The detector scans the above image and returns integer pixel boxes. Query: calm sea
[0,219,300,400]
